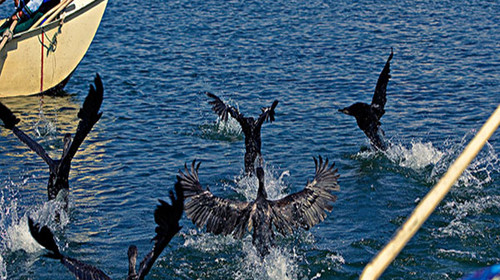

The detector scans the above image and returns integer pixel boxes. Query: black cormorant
[339,48,393,151]
[178,157,339,257]
[28,183,184,280]
[206,92,278,174]
[0,74,103,202]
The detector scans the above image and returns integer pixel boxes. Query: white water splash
[436,248,478,259]
[34,104,58,139]
[384,141,444,170]
[430,136,499,189]
[200,96,243,140]
[2,202,68,254]
[353,132,498,189]
[4,216,42,254]
[184,231,302,279]
[215,115,242,136]
[234,241,301,280]
[0,254,5,280]
[233,165,290,201]
[435,195,500,238]
[1,182,69,256]
[199,115,242,142]
[183,229,238,253]
[326,252,345,265]
[443,195,500,219]
[354,139,444,170]
[214,97,241,133]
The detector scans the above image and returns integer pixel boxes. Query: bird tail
[0,102,20,129]
[28,217,63,259]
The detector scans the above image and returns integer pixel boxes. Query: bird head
[127,245,138,279]
[338,103,366,117]
[255,167,267,199]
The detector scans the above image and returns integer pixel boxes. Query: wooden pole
[29,0,73,30]
[360,104,500,280]
[0,19,18,51]
[42,0,73,26]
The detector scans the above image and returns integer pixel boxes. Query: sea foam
[1,180,69,256]
[234,241,301,280]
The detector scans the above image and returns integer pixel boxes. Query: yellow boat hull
[0,0,107,97]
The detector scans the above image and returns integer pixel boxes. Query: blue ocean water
[1,0,499,279]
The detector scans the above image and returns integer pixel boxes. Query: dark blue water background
[1,0,499,279]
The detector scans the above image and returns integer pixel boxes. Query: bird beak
[338,108,349,115]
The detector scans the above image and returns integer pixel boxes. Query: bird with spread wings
[206,92,278,175]
[0,74,103,202]
[178,156,339,257]
[339,48,393,150]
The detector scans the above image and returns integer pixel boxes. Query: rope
[37,29,57,52]
[360,104,500,280]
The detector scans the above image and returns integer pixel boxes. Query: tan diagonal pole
[360,104,500,280]
[0,19,18,52]
[30,0,74,30]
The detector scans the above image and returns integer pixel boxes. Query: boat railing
[360,104,500,280]
[28,0,75,31]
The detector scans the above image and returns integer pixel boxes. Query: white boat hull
[0,0,107,97]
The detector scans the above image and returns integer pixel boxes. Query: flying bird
[0,74,103,203]
[28,183,184,280]
[178,157,339,257]
[339,48,393,151]
[206,92,278,175]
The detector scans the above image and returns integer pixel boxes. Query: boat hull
[0,0,107,98]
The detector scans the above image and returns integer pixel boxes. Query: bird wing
[61,257,113,280]
[28,217,112,280]
[61,74,103,166]
[178,160,252,239]
[206,92,243,122]
[371,48,393,119]
[0,102,54,168]
[136,183,184,280]
[256,100,279,127]
[270,156,339,235]
[0,102,20,129]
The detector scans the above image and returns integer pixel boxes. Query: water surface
[1,0,499,279]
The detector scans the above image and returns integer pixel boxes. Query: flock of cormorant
[0,49,394,279]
